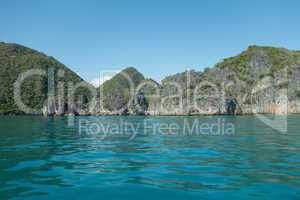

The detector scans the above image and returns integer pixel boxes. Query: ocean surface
[0,115,299,199]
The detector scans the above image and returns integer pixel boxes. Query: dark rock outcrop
[226,97,237,115]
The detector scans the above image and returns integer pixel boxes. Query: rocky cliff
[145,46,300,115]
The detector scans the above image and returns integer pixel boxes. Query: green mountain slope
[99,67,145,113]
[0,42,92,115]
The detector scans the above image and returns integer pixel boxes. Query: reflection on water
[0,115,300,199]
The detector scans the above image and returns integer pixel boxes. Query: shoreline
[0,113,298,117]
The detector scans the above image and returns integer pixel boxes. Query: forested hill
[0,42,91,115]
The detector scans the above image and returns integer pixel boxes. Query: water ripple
[0,115,300,199]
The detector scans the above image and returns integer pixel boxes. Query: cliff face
[96,45,300,115]
[0,42,92,115]
[146,46,300,115]
[207,46,300,114]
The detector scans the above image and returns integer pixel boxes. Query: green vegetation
[100,67,145,111]
[0,42,92,114]
[216,45,300,81]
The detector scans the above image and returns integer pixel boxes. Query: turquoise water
[0,115,300,199]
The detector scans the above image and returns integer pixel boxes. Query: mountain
[98,67,146,114]
[154,45,300,115]
[1,42,300,115]
[0,42,93,115]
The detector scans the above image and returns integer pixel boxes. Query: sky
[0,0,299,86]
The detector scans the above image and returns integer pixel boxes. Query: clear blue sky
[0,0,299,83]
